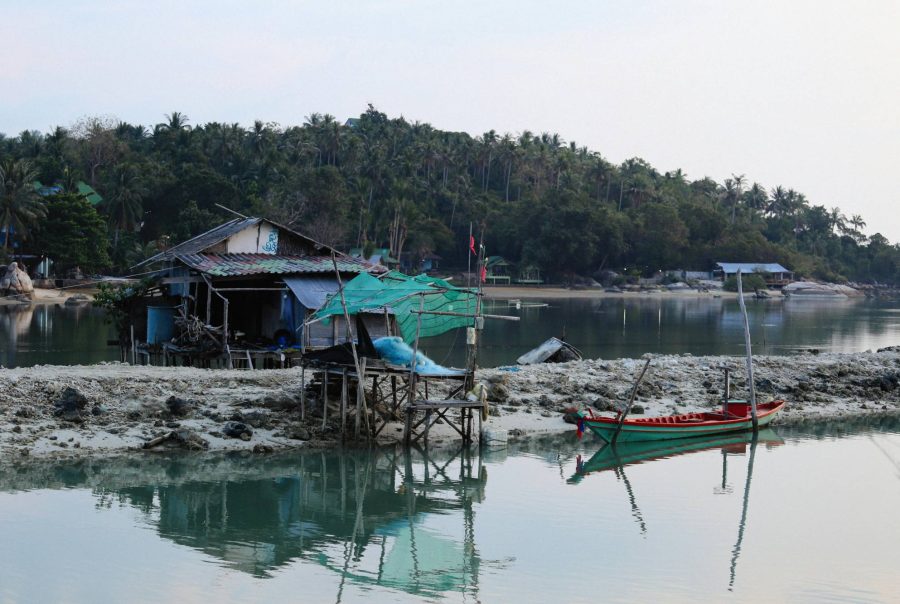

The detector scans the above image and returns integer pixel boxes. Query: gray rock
[488,382,510,402]
[286,425,311,441]
[240,409,271,428]
[53,387,88,422]
[222,421,253,439]
[165,396,193,417]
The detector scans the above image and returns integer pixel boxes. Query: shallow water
[1,416,898,603]
[2,297,899,369]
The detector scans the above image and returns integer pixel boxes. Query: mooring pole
[611,356,652,445]
[736,269,759,431]
[723,367,731,417]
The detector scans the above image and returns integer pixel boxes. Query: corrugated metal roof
[716,262,790,274]
[138,218,262,266]
[176,253,372,277]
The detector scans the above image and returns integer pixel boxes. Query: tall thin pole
[736,269,759,431]
[332,252,369,440]
[467,222,473,288]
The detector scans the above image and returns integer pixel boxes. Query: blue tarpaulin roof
[284,275,340,310]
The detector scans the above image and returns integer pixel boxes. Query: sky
[2,0,899,241]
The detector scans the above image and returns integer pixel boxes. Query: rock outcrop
[0,262,34,298]
[783,281,862,298]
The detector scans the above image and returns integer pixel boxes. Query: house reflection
[104,446,488,597]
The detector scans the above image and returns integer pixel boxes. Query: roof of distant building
[715,262,791,274]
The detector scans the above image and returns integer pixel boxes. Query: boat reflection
[569,429,784,588]
[11,445,495,599]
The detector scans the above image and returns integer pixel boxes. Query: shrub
[723,273,767,292]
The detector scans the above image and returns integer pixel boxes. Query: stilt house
[135,217,389,365]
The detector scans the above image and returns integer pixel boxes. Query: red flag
[480,265,487,283]
[469,235,476,255]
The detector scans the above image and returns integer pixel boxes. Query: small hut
[132,216,386,367]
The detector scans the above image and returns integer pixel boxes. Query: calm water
[0,304,115,368]
[2,297,899,368]
[1,417,898,603]
[427,296,900,367]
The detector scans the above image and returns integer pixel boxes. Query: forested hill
[1,106,898,284]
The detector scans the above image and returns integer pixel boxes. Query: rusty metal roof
[176,253,373,277]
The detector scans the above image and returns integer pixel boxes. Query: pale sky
[2,1,899,241]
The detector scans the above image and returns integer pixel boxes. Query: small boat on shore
[577,400,785,443]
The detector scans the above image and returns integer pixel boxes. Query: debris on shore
[1,349,899,459]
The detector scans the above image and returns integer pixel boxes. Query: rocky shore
[1,349,899,460]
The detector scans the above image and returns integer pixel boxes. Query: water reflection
[1,417,899,602]
[0,304,115,368]
[7,446,494,599]
[570,429,786,589]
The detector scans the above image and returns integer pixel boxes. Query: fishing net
[311,271,477,343]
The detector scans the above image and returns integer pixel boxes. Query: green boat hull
[583,402,784,443]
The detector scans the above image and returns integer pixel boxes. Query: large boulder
[783,281,862,298]
[0,262,34,297]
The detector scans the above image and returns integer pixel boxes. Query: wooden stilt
[321,372,329,431]
[300,365,306,420]
[341,368,348,437]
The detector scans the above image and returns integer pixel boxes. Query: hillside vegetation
[1,106,898,283]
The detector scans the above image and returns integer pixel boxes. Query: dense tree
[30,193,110,273]
[1,106,898,285]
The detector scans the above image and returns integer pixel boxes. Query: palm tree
[0,158,46,253]
[105,163,146,248]
[727,173,745,224]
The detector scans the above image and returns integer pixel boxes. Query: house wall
[225,223,279,254]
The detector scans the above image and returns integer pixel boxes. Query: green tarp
[311,271,477,343]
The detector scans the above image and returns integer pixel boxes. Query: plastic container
[146,306,176,344]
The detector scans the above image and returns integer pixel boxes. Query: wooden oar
[611,356,652,445]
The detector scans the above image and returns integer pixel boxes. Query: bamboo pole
[332,252,370,440]
[410,309,519,321]
[736,269,759,431]
[404,294,426,444]
[611,356,652,445]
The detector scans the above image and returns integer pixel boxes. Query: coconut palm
[104,163,146,247]
[0,158,46,253]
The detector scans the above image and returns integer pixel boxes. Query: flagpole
[467,221,473,288]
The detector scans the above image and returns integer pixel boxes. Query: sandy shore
[0,287,95,307]
[1,348,898,460]
[484,286,740,299]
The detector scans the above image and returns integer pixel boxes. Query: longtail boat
[576,400,785,443]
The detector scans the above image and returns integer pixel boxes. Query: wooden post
[321,371,329,431]
[723,368,731,417]
[404,294,426,445]
[130,324,136,365]
[300,365,307,420]
[611,357,652,445]
[736,269,759,431]
[332,252,370,441]
[356,357,368,438]
[341,368,348,438]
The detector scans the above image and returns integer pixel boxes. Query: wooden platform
[404,398,485,445]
